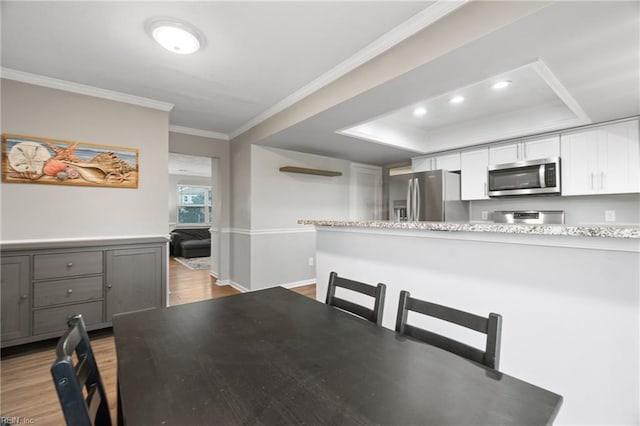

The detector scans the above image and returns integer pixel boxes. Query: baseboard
[216,279,250,293]
[280,279,317,289]
[209,270,219,279]
[215,278,316,293]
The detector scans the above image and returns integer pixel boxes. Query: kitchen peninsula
[301,219,640,425]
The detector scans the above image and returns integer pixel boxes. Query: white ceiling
[1,1,431,135]
[258,1,640,164]
[338,60,590,153]
[2,1,639,167]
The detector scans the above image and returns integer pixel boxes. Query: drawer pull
[20,294,28,300]
[67,262,73,268]
[107,284,113,289]
[67,289,73,294]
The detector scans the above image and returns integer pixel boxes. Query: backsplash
[470,194,640,225]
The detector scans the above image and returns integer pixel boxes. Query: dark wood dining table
[112,286,562,425]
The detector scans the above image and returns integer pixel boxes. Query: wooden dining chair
[395,290,502,369]
[51,314,112,426]
[326,271,386,325]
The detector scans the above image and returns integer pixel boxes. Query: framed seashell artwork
[2,134,139,188]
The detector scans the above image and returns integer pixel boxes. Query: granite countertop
[298,220,640,239]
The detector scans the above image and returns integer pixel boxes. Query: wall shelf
[279,166,342,177]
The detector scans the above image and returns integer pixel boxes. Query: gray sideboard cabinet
[0,237,168,348]
[1,256,31,341]
[106,246,163,318]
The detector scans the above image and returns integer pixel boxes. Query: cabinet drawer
[33,301,103,335]
[34,251,103,280]
[33,276,103,308]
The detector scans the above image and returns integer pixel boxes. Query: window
[177,185,212,226]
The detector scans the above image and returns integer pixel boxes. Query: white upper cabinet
[412,156,434,172]
[561,120,639,196]
[461,147,489,200]
[412,152,461,172]
[489,135,560,165]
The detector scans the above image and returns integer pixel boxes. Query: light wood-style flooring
[0,258,316,424]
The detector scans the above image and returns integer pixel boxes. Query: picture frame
[1,134,139,188]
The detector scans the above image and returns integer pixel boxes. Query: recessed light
[146,18,203,55]
[492,80,512,90]
[413,107,427,117]
[449,96,465,104]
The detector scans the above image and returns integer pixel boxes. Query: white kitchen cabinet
[489,135,560,165]
[434,152,461,171]
[461,147,489,200]
[561,120,639,195]
[412,152,461,172]
[412,156,434,172]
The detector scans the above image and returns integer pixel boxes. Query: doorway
[168,153,223,305]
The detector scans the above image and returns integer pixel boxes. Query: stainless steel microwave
[488,157,560,197]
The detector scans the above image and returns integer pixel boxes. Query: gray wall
[230,136,252,288]
[1,79,169,241]
[228,144,352,290]
[248,146,351,290]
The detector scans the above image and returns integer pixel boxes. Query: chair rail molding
[230,228,316,236]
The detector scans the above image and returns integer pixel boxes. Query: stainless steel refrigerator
[388,170,469,222]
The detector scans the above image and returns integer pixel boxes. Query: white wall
[470,193,640,225]
[0,79,169,241]
[251,146,351,229]
[315,228,640,425]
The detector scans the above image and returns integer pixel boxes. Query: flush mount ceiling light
[146,18,204,55]
[449,96,465,104]
[413,107,427,117]
[492,80,512,90]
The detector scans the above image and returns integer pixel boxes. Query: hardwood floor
[0,260,316,424]
[168,257,239,306]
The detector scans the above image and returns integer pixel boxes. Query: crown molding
[169,125,230,141]
[1,68,174,112]
[229,0,466,140]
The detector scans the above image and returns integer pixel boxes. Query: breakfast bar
[301,219,640,425]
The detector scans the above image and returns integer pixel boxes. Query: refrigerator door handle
[414,178,420,221]
[406,178,413,221]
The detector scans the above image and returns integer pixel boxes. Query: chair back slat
[51,314,112,426]
[403,324,487,366]
[406,297,489,333]
[326,272,386,325]
[396,290,502,370]
[331,297,378,323]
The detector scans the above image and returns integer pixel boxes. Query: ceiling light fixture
[413,107,427,117]
[492,80,512,90]
[146,18,203,55]
[449,96,465,104]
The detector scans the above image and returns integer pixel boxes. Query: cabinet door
[434,152,461,172]
[461,148,489,200]
[106,247,163,318]
[412,156,434,172]
[1,256,30,341]
[489,143,519,165]
[561,129,599,195]
[597,121,640,194]
[523,135,560,160]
